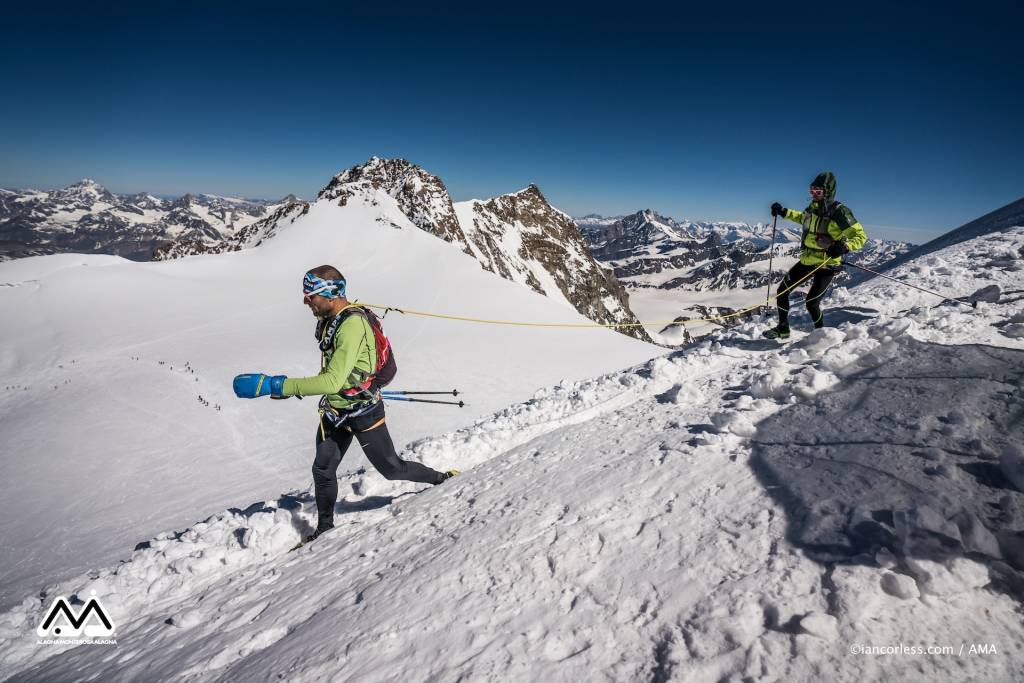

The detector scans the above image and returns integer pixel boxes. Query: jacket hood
[811,171,837,204]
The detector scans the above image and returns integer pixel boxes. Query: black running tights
[312,402,443,529]
[776,262,838,329]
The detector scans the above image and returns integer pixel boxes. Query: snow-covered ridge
[2,222,1022,681]
[0,179,301,261]
[287,158,649,341]
[846,195,1024,287]
[454,183,650,342]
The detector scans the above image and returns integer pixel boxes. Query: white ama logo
[36,591,115,638]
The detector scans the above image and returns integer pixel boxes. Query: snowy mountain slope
[454,185,648,342]
[326,159,649,340]
[0,188,661,616]
[2,220,1021,680]
[183,158,649,342]
[0,179,300,261]
[844,195,1024,287]
[579,210,912,345]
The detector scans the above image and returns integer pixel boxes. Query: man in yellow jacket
[763,171,867,339]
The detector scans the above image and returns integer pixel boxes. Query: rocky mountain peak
[322,156,418,191]
[51,178,116,204]
[455,184,651,343]
[170,193,196,209]
[514,183,543,198]
[318,157,472,255]
[480,183,574,231]
[636,209,675,226]
[124,192,165,210]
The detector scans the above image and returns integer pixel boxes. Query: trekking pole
[842,261,976,308]
[381,395,465,408]
[764,215,778,313]
[381,390,460,397]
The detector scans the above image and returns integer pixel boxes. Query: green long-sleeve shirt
[282,306,378,410]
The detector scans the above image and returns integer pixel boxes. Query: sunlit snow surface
[1,212,1023,681]
[0,191,660,616]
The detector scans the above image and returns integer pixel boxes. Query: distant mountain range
[576,209,913,292]
[1,168,920,346]
[0,180,300,261]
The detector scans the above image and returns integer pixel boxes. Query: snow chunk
[791,367,837,399]
[710,410,757,437]
[749,358,789,399]
[999,443,1024,493]
[661,382,700,405]
[831,564,890,624]
[879,571,920,600]
[904,557,990,597]
[799,611,839,640]
[795,327,846,355]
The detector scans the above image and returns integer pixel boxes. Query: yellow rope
[355,261,833,330]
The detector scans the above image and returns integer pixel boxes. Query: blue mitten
[233,373,287,398]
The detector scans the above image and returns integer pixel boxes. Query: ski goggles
[302,272,346,301]
[809,186,826,199]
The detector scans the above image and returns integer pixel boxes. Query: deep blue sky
[2,2,1021,243]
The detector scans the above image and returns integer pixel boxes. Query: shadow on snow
[748,338,1024,599]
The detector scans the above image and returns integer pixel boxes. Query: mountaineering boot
[290,523,335,551]
[305,524,335,543]
[436,469,460,484]
[761,326,791,340]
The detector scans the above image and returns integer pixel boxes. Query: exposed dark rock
[318,157,473,256]
[460,185,651,342]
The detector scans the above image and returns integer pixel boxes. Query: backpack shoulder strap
[318,305,365,352]
[828,201,858,230]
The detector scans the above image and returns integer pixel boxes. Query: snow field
[1,225,1022,681]
[0,188,660,617]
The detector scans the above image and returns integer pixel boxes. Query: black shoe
[305,524,334,543]
[436,468,460,484]
[290,524,334,552]
[761,326,790,340]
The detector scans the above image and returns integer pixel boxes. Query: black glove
[770,202,785,217]
[826,241,850,258]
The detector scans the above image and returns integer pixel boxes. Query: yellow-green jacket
[782,171,867,266]
[281,304,378,411]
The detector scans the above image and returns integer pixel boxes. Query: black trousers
[312,401,443,530]
[776,262,839,329]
